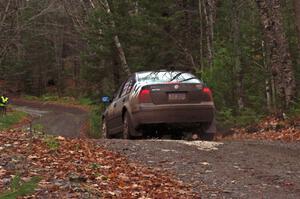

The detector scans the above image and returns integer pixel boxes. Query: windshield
[137,71,201,84]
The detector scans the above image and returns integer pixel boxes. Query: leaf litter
[221,116,300,142]
[0,130,198,198]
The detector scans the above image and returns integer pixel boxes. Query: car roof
[135,69,183,72]
[135,70,188,75]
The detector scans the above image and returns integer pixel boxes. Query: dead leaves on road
[0,130,198,198]
[225,116,300,142]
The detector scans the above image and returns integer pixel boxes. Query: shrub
[0,175,41,199]
[217,108,263,128]
[43,135,60,150]
[88,104,105,138]
[0,111,27,130]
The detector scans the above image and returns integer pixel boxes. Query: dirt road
[11,99,300,198]
[98,139,300,199]
[12,99,88,138]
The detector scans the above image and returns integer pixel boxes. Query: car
[101,70,216,140]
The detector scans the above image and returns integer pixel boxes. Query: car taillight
[139,88,151,103]
[203,87,213,100]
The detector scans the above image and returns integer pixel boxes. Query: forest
[0,0,299,127]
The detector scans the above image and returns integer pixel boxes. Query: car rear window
[137,71,201,83]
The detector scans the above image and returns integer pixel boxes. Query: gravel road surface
[97,139,300,199]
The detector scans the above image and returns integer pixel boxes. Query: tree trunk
[256,0,296,108]
[53,8,65,97]
[265,79,272,110]
[203,0,213,70]
[113,35,131,76]
[202,0,217,71]
[199,0,204,73]
[85,0,131,76]
[102,0,131,77]
[175,0,196,71]
[293,0,300,44]
[262,40,273,111]
[271,76,277,107]
[233,0,244,111]
[16,0,24,63]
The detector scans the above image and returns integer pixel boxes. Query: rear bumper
[131,102,215,127]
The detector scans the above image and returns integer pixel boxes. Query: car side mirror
[101,96,111,104]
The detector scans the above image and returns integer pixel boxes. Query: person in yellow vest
[0,95,9,116]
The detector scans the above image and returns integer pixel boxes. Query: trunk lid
[147,83,211,105]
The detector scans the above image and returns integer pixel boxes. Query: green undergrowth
[0,111,27,131]
[23,94,94,107]
[288,101,300,119]
[43,135,60,151]
[218,103,300,129]
[0,175,41,199]
[88,104,105,138]
[32,123,45,133]
[217,108,264,129]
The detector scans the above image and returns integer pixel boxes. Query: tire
[123,112,133,139]
[101,118,110,139]
[199,132,215,141]
[198,121,216,141]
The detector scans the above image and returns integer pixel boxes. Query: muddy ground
[11,99,300,199]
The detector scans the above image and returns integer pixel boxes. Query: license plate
[168,93,186,100]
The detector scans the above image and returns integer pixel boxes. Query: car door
[106,85,123,132]
[113,76,135,132]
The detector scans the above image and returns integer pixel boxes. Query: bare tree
[0,0,55,66]
[232,0,244,111]
[256,0,296,108]
[199,0,204,72]
[202,0,217,71]
[64,0,131,76]
[293,0,300,45]
[101,0,131,76]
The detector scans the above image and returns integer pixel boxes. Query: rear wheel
[101,118,110,139]
[198,122,216,141]
[123,112,133,139]
[199,132,215,141]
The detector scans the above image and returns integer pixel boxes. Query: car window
[137,71,201,83]
[120,77,135,97]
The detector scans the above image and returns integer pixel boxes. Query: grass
[32,123,45,133]
[23,95,40,101]
[0,175,41,199]
[90,163,102,170]
[43,135,60,150]
[288,101,300,119]
[0,111,27,131]
[23,94,94,106]
[88,107,103,138]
